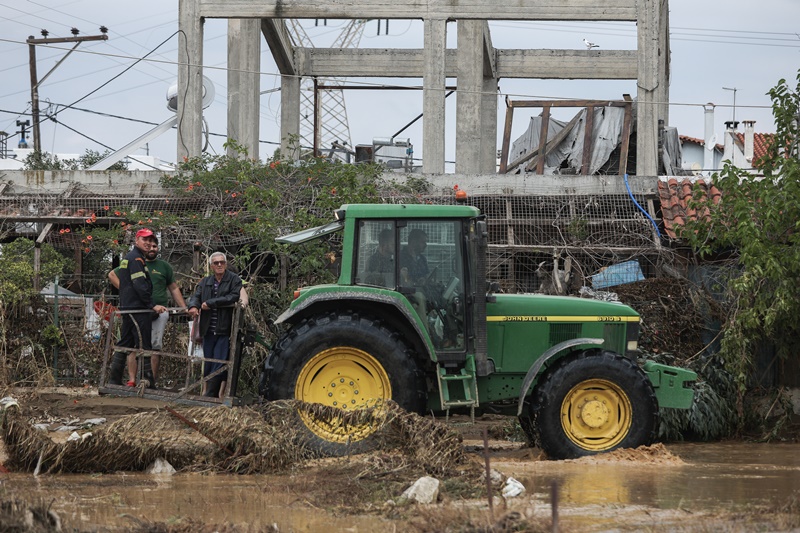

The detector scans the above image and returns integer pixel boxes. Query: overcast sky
[1,1,798,171]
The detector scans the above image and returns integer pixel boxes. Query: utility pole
[27,27,109,153]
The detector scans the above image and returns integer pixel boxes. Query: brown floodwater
[2,442,799,531]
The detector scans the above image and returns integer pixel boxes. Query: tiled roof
[679,134,723,152]
[658,178,722,239]
[679,135,704,145]
[735,132,774,167]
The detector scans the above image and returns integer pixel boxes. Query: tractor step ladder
[436,362,479,424]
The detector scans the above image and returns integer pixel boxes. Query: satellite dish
[691,162,702,175]
[166,76,216,112]
[705,134,717,150]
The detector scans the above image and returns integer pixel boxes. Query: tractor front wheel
[521,349,658,460]
[264,311,426,456]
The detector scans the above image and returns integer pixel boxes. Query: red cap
[136,228,154,239]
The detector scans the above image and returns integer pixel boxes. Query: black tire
[520,349,658,460]
[264,310,426,456]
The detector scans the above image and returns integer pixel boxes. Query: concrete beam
[199,0,637,21]
[496,49,638,79]
[261,18,296,74]
[423,19,447,174]
[294,48,637,79]
[177,0,204,160]
[227,19,261,160]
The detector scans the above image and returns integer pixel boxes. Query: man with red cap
[107,228,167,387]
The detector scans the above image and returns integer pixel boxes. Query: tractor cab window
[399,221,466,351]
[355,220,396,288]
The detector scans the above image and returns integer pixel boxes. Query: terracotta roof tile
[658,178,721,239]
[679,135,705,145]
[735,132,774,168]
[679,134,723,152]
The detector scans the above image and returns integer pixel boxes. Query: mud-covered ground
[2,387,799,532]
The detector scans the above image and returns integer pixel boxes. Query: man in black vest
[108,228,167,386]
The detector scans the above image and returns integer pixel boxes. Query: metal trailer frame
[97,305,248,407]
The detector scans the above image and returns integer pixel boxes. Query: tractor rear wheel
[521,349,658,460]
[264,310,426,456]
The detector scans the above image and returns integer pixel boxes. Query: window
[355,220,395,288]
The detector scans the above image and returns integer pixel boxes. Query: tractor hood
[487,293,639,322]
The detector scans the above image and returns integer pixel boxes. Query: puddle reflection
[495,442,800,512]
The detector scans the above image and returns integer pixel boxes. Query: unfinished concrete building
[177,0,670,176]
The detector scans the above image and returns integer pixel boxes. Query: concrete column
[227,19,261,160]
[656,0,670,127]
[481,77,497,173]
[423,19,447,175]
[280,75,301,160]
[177,0,204,161]
[743,120,755,165]
[703,103,715,173]
[722,121,736,163]
[456,20,484,174]
[636,0,659,176]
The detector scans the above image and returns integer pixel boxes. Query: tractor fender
[516,337,604,416]
[275,290,436,361]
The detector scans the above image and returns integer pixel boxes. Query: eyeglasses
[212,260,227,266]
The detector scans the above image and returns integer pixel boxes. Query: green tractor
[260,203,695,459]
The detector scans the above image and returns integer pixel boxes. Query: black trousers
[119,310,153,351]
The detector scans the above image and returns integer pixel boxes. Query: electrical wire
[624,173,661,238]
[47,31,179,120]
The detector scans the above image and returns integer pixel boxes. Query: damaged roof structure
[501,98,683,177]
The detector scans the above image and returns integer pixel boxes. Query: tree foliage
[161,140,418,285]
[0,238,73,308]
[681,70,800,409]
[24,149,129,171]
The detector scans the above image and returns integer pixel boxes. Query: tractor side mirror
[486,281,501,302]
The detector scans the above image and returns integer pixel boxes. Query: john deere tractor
[260,203,695,459]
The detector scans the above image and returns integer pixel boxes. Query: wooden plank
[619,99,633,176]
[510,98,629,108]
[535,106,550,175]
[581,106,595,174]
[498,103,514,174]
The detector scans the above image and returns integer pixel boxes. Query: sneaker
[126,380,136,387]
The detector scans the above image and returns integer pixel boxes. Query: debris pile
[0,398,467,476]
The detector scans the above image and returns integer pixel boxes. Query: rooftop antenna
[722,86,738,124]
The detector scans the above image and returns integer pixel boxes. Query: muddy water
[4,473,394,531]
[3,442,799,531]
[493,442,800,531]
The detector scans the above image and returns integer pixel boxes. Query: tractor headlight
[626,321,640,358]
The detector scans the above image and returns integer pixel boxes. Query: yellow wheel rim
[295,347,392,444]
[560,378,632,452]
